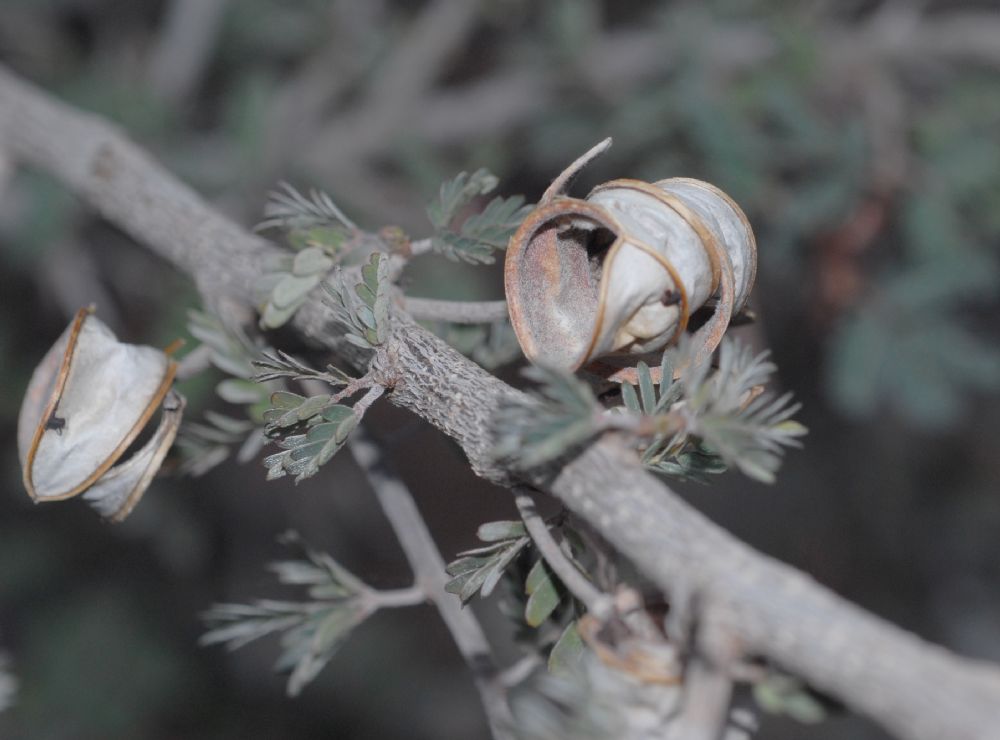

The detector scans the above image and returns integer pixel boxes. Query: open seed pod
[505,139,757,373]
[17,307,183,522]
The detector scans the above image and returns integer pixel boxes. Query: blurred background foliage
[1,1,999,738]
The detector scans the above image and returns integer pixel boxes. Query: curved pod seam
[505,140,757,373]
[17,306,183,521]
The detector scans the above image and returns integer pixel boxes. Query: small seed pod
[505,139,757,373]
[17,307,183,522]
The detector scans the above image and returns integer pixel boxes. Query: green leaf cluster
[201,534,373,697]
[524,558,563,628]
[252,349,353,386]
[262,396,358,482]
[752,672,828,724]
[547,620,585,676]
[178,311,273,475]
[445,521,529,603]
[620,356,729,483]
[253,183,357,329]
[828,256,1000,430]
[427,168,533,264]
[493,337,805,484]
[446,519,587,675]
[492,365,601,469]
[176,411,266,477]
[187,309,258,379]
[621,339,807,483]
[256,181,357,234]
[256,246,337,329]
[323,252,391,349]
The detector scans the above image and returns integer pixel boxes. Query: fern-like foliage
[201,533,379,697]
[256,181,357,233]
[493,365,602,468]
[252,349,353,386]
[177,312,271,475]
[254,183,358,328]
[673,338,806,483]
[323,251,391,349]
[446,520,530,603]
[492,338,805,484]
[176,411,267,477]
[427,168,533,264]
[187,309,258,378]
[445,520,581,666]
[179,311,365,480]
[262,397,358,482]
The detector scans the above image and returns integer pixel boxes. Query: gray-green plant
[182,168,813,736]
[427,168,533,264]
[201,533,419,697]
[494,337,806,485]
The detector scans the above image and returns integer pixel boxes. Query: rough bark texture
[3,65,1000,740]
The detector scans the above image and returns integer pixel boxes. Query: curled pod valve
[505,139,757,374]
[17,307,184,522]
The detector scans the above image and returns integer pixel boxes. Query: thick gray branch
[3,65,1000,740]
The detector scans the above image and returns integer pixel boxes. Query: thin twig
[498,653,542,689]
[367,584,427,610]
[672,656,735,740]
[514,488,612,619]
[408,237,433,257]
[403,297,509,324]
[347,426,513,740]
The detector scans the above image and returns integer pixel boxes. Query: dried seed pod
[505,139,757,372]
[17,307,182,521]
[577,613,682,686]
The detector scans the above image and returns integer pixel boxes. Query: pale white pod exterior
[505,142,756,373]
[17,307,181,521]
[82,390,185,522]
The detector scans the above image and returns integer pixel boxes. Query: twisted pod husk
[17,307,184,522]
[505,139,757,373]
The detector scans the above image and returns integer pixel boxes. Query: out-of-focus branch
[4,64,1000,740]
[312,0,485,172]
[670,656,735,740]
[347,427,513,740]
[147,0,229,105]
[313,11,1000,159]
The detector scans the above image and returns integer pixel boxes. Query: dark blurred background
[1,1,999,738]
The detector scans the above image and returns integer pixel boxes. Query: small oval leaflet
[505,138,757,374]
[17,306,184,522]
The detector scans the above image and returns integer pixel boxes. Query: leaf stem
[348,426,514,740]
[368,584,427,609]
[403,297,509,324]
[352,383,385,416]
[514,487,612,619]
